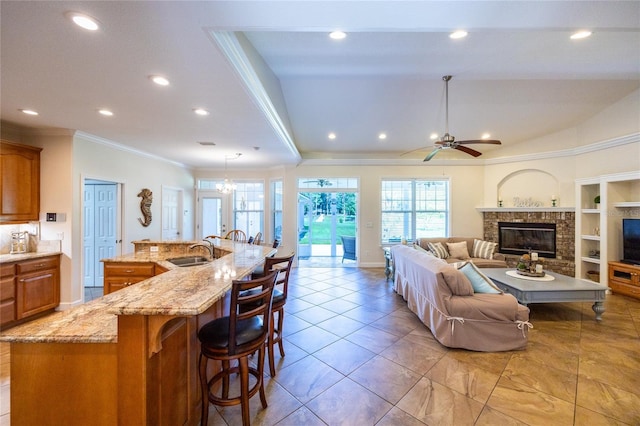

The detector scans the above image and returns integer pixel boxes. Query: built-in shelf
[476,207,575,213]
[581,208,601,214]
[581,256,601,265]
[613,201,640,208]
[581,235,601,241]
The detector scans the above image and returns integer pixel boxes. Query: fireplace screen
[498,222,556,258]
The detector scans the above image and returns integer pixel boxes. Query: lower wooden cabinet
[609,261,640,299]
[1,263,17,325]
[103,262,162,295]
[1,254,60,328]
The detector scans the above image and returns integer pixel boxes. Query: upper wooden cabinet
[1,140,42,223]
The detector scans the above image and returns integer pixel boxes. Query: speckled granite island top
[0,240,276,344]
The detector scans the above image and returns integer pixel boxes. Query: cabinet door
[17,268,60,318]
[0,141,42,223]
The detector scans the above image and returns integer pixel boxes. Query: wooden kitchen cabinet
[1,254,61,328]
[1,263,17,326]
[0,140,42,224]
[103,262,157,295]
[16,255,60,319]
[608,261,640,299]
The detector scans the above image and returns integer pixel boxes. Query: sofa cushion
[472,239,497,260]
[428,242,449,259]
[447,241,471,260]
[458,262,503,294]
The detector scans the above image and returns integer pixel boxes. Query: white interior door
[83,182,117,287]
[198,191,229,239]
[162,186,183,240]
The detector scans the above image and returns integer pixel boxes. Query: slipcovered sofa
[415,237,507,268]
[392,244,531,351]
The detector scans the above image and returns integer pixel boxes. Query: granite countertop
[0,240,276,344]
[0,250,62,263]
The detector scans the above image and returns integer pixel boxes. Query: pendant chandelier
[216,153,241,194]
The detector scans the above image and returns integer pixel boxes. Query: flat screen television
[622,218,640,265]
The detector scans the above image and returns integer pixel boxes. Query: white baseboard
[57,300,83,311]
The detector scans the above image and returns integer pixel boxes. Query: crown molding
[300,132,640,167]
[74,131,192,170]
[484,132,640,165]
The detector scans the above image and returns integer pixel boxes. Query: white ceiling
[1,1,639,168]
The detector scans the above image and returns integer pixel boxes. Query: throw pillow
[472,239,497,260]
[446,241,471,260]
[413,243,434,256]
[428,242,449,259]
[457,262,503,294]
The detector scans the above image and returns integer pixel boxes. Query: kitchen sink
[166,256,211,267]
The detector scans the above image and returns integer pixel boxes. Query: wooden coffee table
[482,268,608,321]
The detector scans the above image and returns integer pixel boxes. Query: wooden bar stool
[249,253,295,376]
[224,229,247,242]
[198,271,277,426]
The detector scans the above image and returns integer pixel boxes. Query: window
[271,179,283,241]
[233,182,264,237]
[381,179,449,243]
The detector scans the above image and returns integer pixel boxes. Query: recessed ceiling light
[150,75,170,86]
[193,108,209,116]
[19,109,38,116]
[430,133,439,140]
[449,30,468,39]
[378,133,387,140]
[329,31,347,40]
[98,109,113,116]
[66,12,99,31]
[328,132,337,140]
[570,30,592,40]
[481,133,491,139]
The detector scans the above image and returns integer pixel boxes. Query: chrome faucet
[189,242,214,259]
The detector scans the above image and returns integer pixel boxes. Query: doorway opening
[197,190,229,239]
[297,178,358,268]
[82,178,122,302]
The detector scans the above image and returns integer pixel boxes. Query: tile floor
[2,266,640,425]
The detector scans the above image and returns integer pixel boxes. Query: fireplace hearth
[499,222,556,258]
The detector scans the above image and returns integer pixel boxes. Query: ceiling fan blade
[454,145,483,157]
[423,148,441,162]
[400,146,431,156]
[456,139,502,145]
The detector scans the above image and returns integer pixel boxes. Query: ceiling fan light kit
[423,75,501,162]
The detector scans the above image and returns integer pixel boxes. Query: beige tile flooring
[2,267,640,425]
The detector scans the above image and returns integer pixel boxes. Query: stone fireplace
[482,209,575,276]
[498,222,556,258]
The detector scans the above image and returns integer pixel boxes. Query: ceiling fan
[422,75,501,161]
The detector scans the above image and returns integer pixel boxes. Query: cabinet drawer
[16,256,59,275]
[104,263,155,277]
[1,275,16,301]
[1,263,16,278]
[610,281,640,297]
[104,276,149,295]
[1,299,16,324]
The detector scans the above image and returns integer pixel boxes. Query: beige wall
[71,133,195,306]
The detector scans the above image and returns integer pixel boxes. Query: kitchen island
[0,239,276,426]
